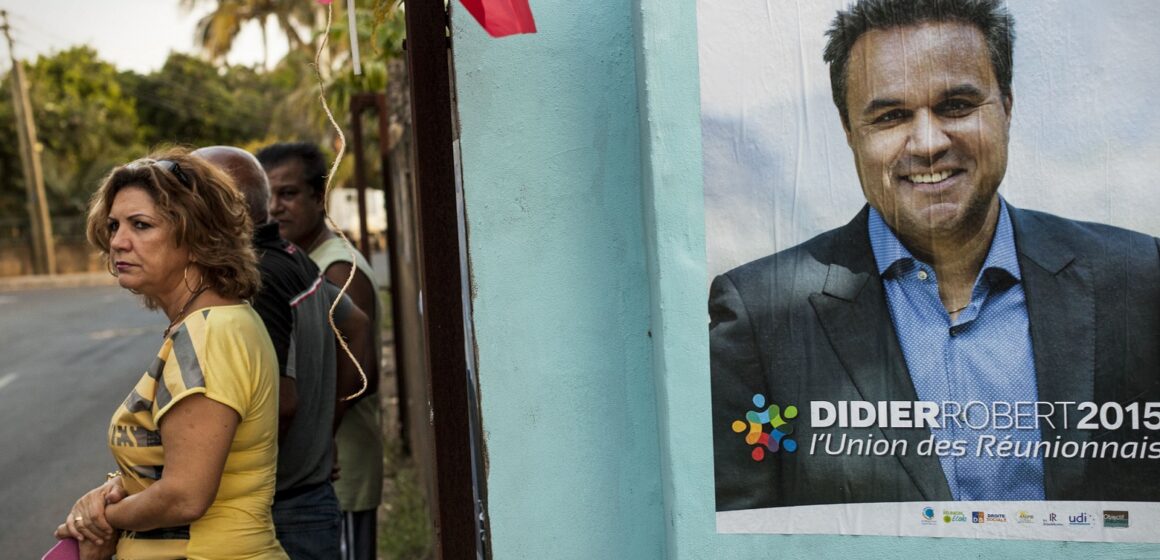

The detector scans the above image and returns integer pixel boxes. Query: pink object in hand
[42,538,80,560]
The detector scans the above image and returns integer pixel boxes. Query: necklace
[947,302,970,315]
[163,286,209,339]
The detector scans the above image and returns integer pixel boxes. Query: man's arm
[323,262,380,397]
[104,395,239,530]
[322,281,373,428]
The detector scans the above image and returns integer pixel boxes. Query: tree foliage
[0,93,25,219]
[0,47,142,217]
[0,48,280,219]
[125,53,278,147]
[31,47,142,215]
[180,0,317,66]
[0,1,409,221]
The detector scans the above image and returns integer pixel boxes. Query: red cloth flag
[459,0,537,37]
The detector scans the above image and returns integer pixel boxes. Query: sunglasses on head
[154,160,192,189]
[128,158,192,189]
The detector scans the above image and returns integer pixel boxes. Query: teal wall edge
[451,1,665,558]
[451,0,1160,557]
[631,0,707,557]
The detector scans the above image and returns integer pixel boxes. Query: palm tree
[180,0,410,160]
[179,0,316,68]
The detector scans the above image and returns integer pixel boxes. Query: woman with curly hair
[53,148,288,559]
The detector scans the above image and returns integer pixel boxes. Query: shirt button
[917,270,929,281]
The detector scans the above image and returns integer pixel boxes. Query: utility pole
[2,10,55,275]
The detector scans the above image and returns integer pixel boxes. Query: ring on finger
[74,515,84,524]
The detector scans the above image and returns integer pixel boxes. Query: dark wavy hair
[823,0,1015,128]
[87,147,261,307]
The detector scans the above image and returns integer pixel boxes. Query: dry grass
[377,290,434,559]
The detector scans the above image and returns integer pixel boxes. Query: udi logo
[731,394,798,461]
[1068,513,1094,526]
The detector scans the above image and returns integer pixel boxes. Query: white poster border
[719,501,1153,542]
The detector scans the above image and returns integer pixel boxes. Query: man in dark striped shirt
[196,146,370,559]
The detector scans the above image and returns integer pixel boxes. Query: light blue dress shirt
[868,199,1045,501]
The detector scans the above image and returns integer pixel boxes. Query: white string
[315,1,368,401]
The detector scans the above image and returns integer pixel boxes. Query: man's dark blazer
[710,203,1160,511]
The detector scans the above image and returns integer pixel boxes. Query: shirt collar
[252,220,283,246]
[868,198,1021,284]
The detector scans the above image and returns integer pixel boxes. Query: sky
[0,0,287,72]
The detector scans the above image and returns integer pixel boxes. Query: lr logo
[731,393,798,461]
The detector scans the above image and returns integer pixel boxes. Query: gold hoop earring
[107,256,118,277]
[183,263,198,293]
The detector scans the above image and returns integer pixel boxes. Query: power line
[5,10,77,51]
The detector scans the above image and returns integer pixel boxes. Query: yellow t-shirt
[108,304,287,560]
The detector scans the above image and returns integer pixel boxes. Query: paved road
[0,285,159,558]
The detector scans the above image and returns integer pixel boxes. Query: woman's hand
[61,477,127,545]
[51,528,117,560]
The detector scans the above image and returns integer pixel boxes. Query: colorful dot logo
[731,393,798,461]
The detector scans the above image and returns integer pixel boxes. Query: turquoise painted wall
[450,1,665,558]
[452,0,1160,558]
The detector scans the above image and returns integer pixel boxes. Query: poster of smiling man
[703,0,1160,542]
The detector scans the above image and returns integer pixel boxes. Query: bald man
[194,146,370,560]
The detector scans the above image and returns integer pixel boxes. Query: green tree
[124,52,279,148]
[0,90,25,219]
[175,0,410,192]
[268,1,405,140]
[181,0,316,67]
[19,47,142,216]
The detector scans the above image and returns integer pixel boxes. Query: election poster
[702,0,1160,542]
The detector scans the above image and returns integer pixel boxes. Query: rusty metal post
[349,93,372,258]
[351,90,413,455]
[371,92,412,455]
[403,1,479,557]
